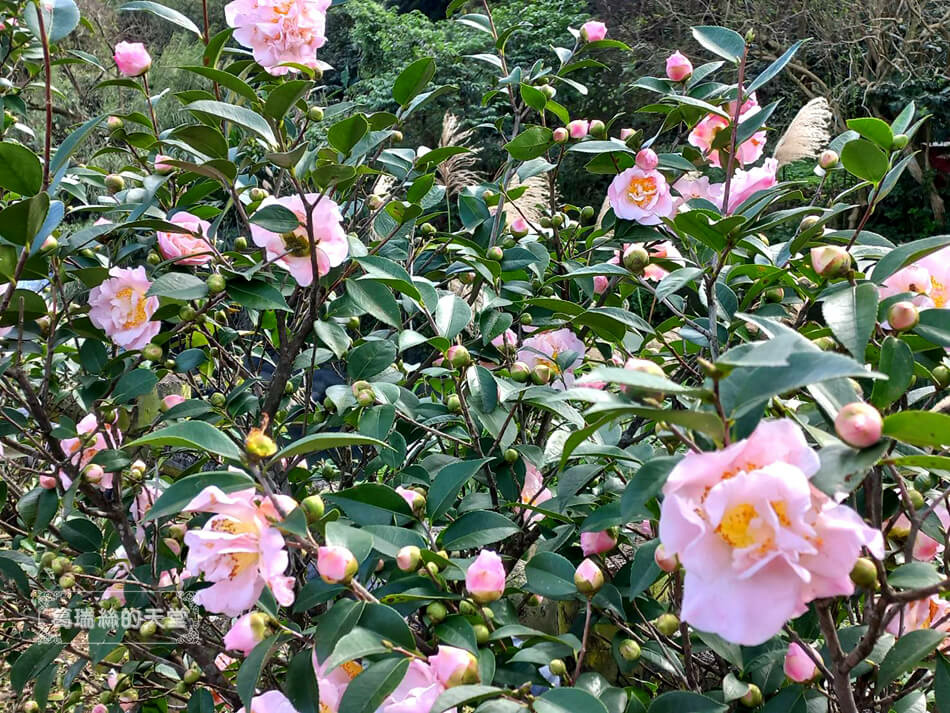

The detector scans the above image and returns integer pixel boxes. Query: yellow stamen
[116,287,148,328]
[626,176,658,208]
[716,503,758,548]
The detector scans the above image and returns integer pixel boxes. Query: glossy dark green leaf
[127,422,242,462]
[691,26,745,62]
[393,57,436,107]
[0,142,43,195]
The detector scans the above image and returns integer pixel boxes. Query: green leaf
[871,236,950,285]
[847,117,893,150]
[264,80,313,121]
[145,470,253,521]
[525,551,577,601]
[181,66,257,104]
[284,648,320,713]
[821,283,878,360]
[328,115,370,155]
[229,279,292,311]
[325,483,413,526]
[273,432,388,462]
[355,255,421,301]
[1,289,47,326]
[871,336,914,408]
[345,280,401,328]
[840,138,888,184]
[811,441,889,498]
[0,553,30,595]
[250,204,300,233]
[148,272,209,300]
[185,101,277,147]
[915,309,950,347]
[25,0,80,43]
[11,643,63,690]
[648,692,728,713]
[126,422,242,461]
[60,518,103,551]
[441,511,520,550]
[467,366,498,413]
[393,57,436,107]
[691,26,745,62]
[113,369,159,403]
[435,294,472,339]
[746,39,805,93]
[936,655,950,713]
[431,686,505,713]
[428,458,492,520]
[888,562,943,589]
[629,540,662,599]
[504,126,553,161]
[346,340,398,380]
[120,1,201,36]
[535,688,609,713]
[324,628,390,673]
[0,142,43,195]
[883,412,950,449]
[238,635,280,710]
[877,628,946,691]
[0,193,50,246]
[340,657,409,713]
[51,114,107,175]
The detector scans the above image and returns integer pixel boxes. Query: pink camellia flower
[92,705,109,713]
[312,653,363,712]
[519,462,553,525]
[39,475,57,489]
[114,41,151,77]
[878,263,934,307]
[567,120,590,139]
[893,505,950,561]
[715,158,778,214]
[580,21,607,42]
[154,154,174,174]
[223,611,269,656]
[914,246,950,309]
[643,241,683,282]
[162,394,186,410]
[593,252,621,294]
[429,645,480,688]
[182,486,297,616]
[620,128,636,140]
[236,690,299,713]
[59,414,120,490]
[509,217,529,237]
[665,51,693,82]
[886,595,950,648]
[581,529,617,556]
[574,558,605,595]
[317,545,359,585]
[88,266,161,351]
[466,549,506,603]
[157,211,214,266]
[659,418,884,645]
[654,543,679,572]
[672,173,716,212]
[130,483,162,523]
[378,659,446,713]
[395,486,425,514]
[834,402,883,449]
[226,0,331,76]
[688,108,767,168]
[250,193,348,287]
[887,301,919,331]
[784,642,818,682]
[517,328,585,389]
[607,166,674,226]
[810,245,851,278]
[107,670,139,711]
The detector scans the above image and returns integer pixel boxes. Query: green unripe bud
[183,667,202,685]
[40,552,56,568]
[764,287,784,303]
[519,313,533,326]
[504,448,519,464]
[178,305,197,322]
[908,488,925,510]
[234,236,249,250]
[81,248,96,259]
[539,216,552,228]
[357,389,375,407]
[107,115,124,132]
[51,557,69,575]
[23,702,40,713]
[446,345,472,369]
[391,130,404,142]
[59,573,76,588]
[302,494,325,522]
[142,343,163,362]
[850,557,878,588]
[210,392,227,407]
[892,134,909,149]
[622,245,650,275]
[619,638,641,661]
[814,336,836,351]
[589,119,606,138]
[147,251,162,266]
[740,684,763,708]
[654,613,680,636]
[933,365,950,388]
[459,600,478,616]
[486,246,504,261]
[105,174,125,194]
[175,681,189,694]
[473,624,490,644]
[531,364,553,385]
[351,380,372,396]
[580,205,595,221]
[307,106,325,121]
[539,84,556,100]
[426,602,448,623]
[510,362,531,383]
[207,274,227,294]
[139,620,157,639]
[426,561,440,577]
[347,316,361,331]
[799,215,820,231]
[551,213,565,228]
[284,380,297,395]
[914,473,936,492]
[548,659,567,676]
[99,691,114,704]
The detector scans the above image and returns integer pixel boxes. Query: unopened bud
[740,683,763,707]
[302,494,325,522]
[105,174,125,194]
[622,245,650,275]
[810,245,851,278]
[574,558,604,596]
[548,659,567,676]
[887,301,919,331]
[510,361,531,383]
[504,448,519,464]
[307,106,324,122]
[107,116,124,132]
[834,402,883,449]
[619,638,641,661]
[553,127,569,144]
[531,364,553,385]
[486,246,504,261]
[819,150,839,169]
[426,601,447,623]
[654,544,679,572]
[892,134,909,149]
[589,119,606,138]
[397,545,422,572]
[245,428,277,459]
[446,345,472,369]
[654,613,680,636]
[850,557,877,588]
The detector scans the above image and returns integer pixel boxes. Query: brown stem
[816,601,859,713]
[573,598,593,681]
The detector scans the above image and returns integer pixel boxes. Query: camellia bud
[799,215,820,231]
[397,545,422,572]
[351,380,372,396]
[129,459,146,477]
[809,245,851,278]
[473,624,490,644]
[654,613,680,636]
[183,667,202,685]
[907,488,925,510]
[39,475,57,490]
[207,274,227,294]
[619,638,641,662]
[933,365,950,388]
[317,545,359,585]
[302,494,325,522]
[396,486,426,516]
[426,601,447,623]
[307,106,324,121]
[234,236,249,250]
[764,287,784,303]
[486,246,504,261]
[446,345,472,369]
[654,544,679,572]
[622,245,650,275]
[574,558,604,596]
[519,313,533,326]
[887,301,919,331]
[41,236,58,253]
[850,557,877,588]
[510,361,531,383]
[430,645,481,687]
[391,130,404,142]
[357,389,375,407]
[504,448,519,464]
[245,428,277,459]
[589,119,606,138]
[107,115,124,132]
[446,394,462,413]
[635,148,659,171]
[549,658,567,676]
[834,401,883,449]
[740,683,763,708]
[210,392,227,407]
[139,620,157,639]
[553,127,569,144]
[539,84,556,100]
[59,573,76,588]
[892,134,909,149]
[531,363,553,385]
[105,174,125,194]
[142,343,163,362]
[819,149,839,169]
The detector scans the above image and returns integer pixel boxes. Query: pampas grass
[773,97,833,167]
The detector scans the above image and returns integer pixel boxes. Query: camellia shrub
[2,1,950,713]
